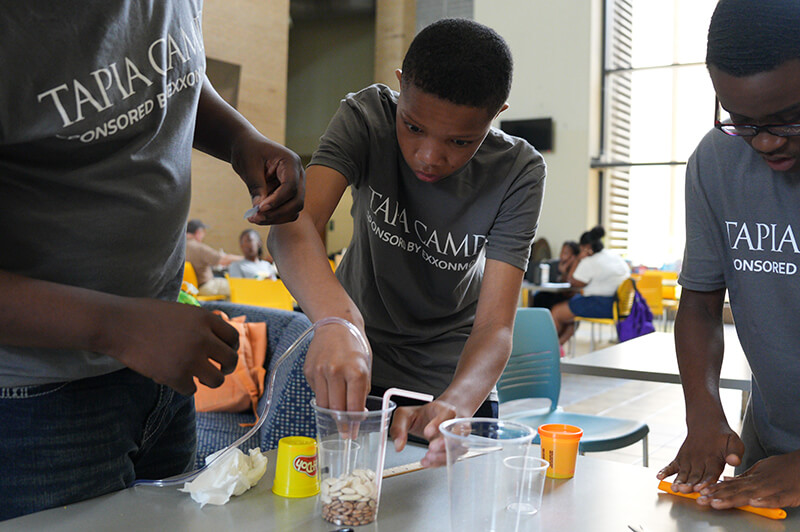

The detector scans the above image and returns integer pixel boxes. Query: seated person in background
[532,240,580,309]
[551,226,629,345]
[185,219,243,296]
[268,18,545,467]
[228,229,278,280]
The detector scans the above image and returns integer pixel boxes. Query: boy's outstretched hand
[657,422,744,494]
[232,130,305,226]
[390,400,459,468]
[693,451,800,509]
[100,298,240,396]
[303,325,372,413]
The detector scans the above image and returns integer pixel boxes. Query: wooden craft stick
[382,450,487,479]
[657,480,787,520]
[382,461,425,478]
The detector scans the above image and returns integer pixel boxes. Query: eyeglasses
[715,96,800,137]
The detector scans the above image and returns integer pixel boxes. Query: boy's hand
[101,299,239,395]
[696,451,800,509]
[231,130,305,226]
[656,423,744,493]
[389,400,459,468]
[303,326,371,412]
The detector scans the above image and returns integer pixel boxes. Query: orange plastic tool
[657,480,786,520]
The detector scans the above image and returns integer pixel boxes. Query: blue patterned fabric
[194,302,316,467]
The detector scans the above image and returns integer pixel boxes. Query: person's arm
[656,288,744,493]
[0,270,239,395]
[193,76,304,225]
[267,165,371,413]
[390,259,524,467]
[662,291,800,509]
[218,252,244,267]
[566,254,587,288]
[557,255,575,276]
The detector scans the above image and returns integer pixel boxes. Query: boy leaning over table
[268,18,545,468]
[656,0,800,510]
[0,2,303,521]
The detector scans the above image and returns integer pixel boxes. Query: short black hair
[186,219,206,234]
[580,225,605,253]
[401,18,513,114]
[707,0,800,77]
[563,241,580,256]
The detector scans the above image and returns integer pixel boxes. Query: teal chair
[498,307,650,465]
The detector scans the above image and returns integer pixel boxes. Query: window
[596,0,718,268]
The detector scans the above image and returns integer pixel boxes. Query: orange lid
[537,423,583,440]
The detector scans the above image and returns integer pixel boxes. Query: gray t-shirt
[681,128,800,456]
[311,84,546,396]
[0,1,205,386]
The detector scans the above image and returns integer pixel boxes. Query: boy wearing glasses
[657,0,800,510]
[269,19,545,468]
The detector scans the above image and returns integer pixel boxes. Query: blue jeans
[0,368,196,521]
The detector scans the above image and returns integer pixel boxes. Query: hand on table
[231,130,305,226]
[656,422,744,494]
[303,325,372,412]
[102,299,239,396]
[694,451,800,509]
[389,400,458,468]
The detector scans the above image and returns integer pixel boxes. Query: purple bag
[616,287,655,342]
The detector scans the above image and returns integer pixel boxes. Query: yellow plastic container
[538,424,583,479]
[272,436,320,498]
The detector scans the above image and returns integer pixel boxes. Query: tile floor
[500,320,744,477]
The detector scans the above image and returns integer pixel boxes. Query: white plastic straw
[376,387,434,477]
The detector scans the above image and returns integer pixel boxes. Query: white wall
[475,0,603,253]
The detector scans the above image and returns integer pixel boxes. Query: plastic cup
[272,436,320,498]
[537,423,583,479]
[502,456,549,516]
[312,396,396,527]
[440,418,537,532]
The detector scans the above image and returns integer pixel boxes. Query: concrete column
[374,0,416,89]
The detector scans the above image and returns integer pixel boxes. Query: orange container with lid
[538,424,583,479]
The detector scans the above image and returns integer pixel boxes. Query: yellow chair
[182,262,226,301]
[571,278,636,355]
[637,271,665,330]
[226,275,295,311]
[659,271,680,323]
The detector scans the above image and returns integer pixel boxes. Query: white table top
[521,280,574,293]
[560,328,751,391]
[4,442,795,531]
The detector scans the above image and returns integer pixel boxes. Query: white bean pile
[320,468,379,525]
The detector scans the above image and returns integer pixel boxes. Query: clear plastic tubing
[133,316,368,488]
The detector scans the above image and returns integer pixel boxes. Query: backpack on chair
[616,281,655,342]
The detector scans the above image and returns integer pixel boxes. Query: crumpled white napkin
[180,447,268,506]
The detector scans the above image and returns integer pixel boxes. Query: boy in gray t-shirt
[0,2,304,519]
[269,19,545,467]
[656,0,800,511]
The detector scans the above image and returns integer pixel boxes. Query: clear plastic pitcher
[440,418,537,532]
[312,395,396,527]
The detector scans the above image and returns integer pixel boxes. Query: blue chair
[498,307,649,465]
[194,302,316,467]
